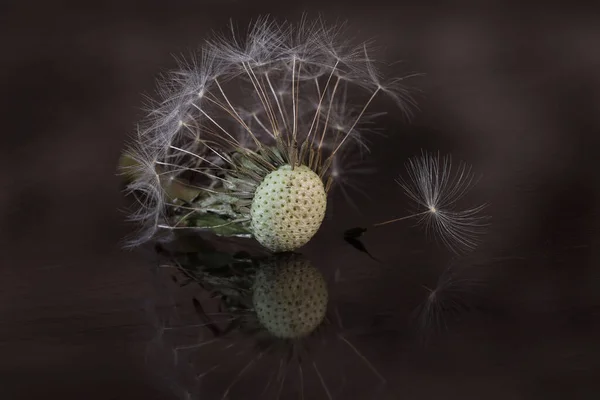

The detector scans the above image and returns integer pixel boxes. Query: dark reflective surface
[2,1,600,399]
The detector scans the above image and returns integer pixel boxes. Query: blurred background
[1,1,599,399]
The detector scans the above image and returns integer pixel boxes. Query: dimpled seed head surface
[253,257,328,339]
[250,164,327,252]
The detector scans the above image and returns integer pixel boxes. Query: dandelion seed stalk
[371,210,430,227]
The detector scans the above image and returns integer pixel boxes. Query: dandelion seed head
[250,165,327,252]
[124,15,415,249]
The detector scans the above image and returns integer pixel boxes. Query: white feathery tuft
[121,136,168,247]
[396,151,490,254]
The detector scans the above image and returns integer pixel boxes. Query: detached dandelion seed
[122,16,416,252]
[371,151,490,254]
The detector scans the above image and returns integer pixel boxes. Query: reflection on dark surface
[146,233,395,399]
[2,1,600,400]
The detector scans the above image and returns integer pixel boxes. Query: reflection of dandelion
[412,264,486,343]
[122,16,417,252]
[146,248,387,400]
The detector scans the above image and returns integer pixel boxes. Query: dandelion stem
[293,60,302,146]
[197,364,220,379]
[298,364,305,400]
[214,78,255,137]
[371,210,429,227]
[265,72,289,133]
[174,337,220,352]
[253,114,276,139]
[221,349,267,400]
[169,144,221,169]
[193,104,239,146]
[154,161,228,184]
[276,357,290,400]
[158,217,250,231]
[306,60,339,149]
[291,56,298,141]
[243,62,279,137]
[318,77,341,152]
[313,361,332,400]
[328,86,381,162]
[337,333,386,384]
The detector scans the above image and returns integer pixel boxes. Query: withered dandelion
[122,16,417,252]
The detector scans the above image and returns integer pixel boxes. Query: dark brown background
[1,1,600,399]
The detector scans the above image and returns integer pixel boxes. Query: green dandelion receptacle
[250,165,327,253]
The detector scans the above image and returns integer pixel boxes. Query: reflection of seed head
[250,165,327,252]
[252,254,328,339]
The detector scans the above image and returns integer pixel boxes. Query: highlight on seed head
[373,151,490,254]
[121,15,417,251]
